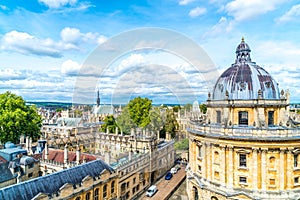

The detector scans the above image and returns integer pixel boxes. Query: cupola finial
[241,37,245,42]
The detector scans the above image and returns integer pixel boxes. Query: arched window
[269,156,275,168]
[103,184,107,198]
[85,192,91,200]
[94,188,99,200]
[192,186,198,200]
[111,180,115,194]
[211,197,218,200]
[75,197,81,200]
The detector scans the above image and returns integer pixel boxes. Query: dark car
[165,171,173,180]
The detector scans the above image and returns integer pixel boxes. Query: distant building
[187,39,300,199]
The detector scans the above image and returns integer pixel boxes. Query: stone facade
[187,39,300,200]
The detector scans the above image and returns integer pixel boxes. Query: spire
[96,89,100,107]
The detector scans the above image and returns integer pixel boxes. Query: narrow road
[141,168,186,200]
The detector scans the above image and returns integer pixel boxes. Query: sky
[1,0,300,104]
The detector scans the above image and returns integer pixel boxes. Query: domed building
[187,39,300,200]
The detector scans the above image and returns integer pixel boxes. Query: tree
[200,104,207,114]
[172,105,180,113]
[101,115,119,134]
[147,107,165,133]
[160,108,178,138]
[0,91,42,143]
[128,97,152,128]
[116,106,136,135]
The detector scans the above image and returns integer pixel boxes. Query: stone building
[187,38,300,200]
[0,159,116,200]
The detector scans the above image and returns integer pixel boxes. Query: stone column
[286,148,293,189]
[252,148,258,190]
[261,148,268,191]
[228,146,234,188]
[220,145,226,186]
[279,148,286,190]
[207,143,212,181]
[202,143,207,180]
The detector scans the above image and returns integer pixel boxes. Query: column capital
[261,148,268,153]
[252,147,259,152]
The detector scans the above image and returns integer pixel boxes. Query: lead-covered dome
[213,38,280,100]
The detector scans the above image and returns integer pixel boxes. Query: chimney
[45,142,49,160]
[104,151,110,164]
[115,127,118,135]
[29,137,32,155]
[64,145,68,165]
[129,150,132,161]
[26,136,29,152]
[76,145,81,165]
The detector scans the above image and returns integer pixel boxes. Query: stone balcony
[188,121,300,140]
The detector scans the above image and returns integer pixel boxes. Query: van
[146,185,157,197]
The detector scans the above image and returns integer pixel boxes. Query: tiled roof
[0,156,6,163]
[0,159,114,200]
[43,148,99,163]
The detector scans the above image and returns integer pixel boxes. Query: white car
[146,185,157,197]
[170,167,177,174]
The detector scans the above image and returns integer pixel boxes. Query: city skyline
[1,0,300,104]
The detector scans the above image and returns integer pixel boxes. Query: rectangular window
[270,179,275,185]
[238,111,248,125]
[295,177,299,184]
[28,172,33,178]
[197,145,202,157]
[198,165,201,172]
[294,154,298,167]
[239,176,247,184]
[216,111,221,124]
[268,111,274,126]
[239,154,247,167]
[133,178,136,184]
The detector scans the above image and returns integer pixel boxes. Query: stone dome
[213,38,280,100]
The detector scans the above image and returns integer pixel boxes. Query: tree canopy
[116,106,136,135]
[200,104,207,114]
[101,115,119,134]
[0,91,42,143]
[128,97,152,128]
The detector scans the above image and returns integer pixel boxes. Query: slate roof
[0,162,16,184]
[0,159,114,200]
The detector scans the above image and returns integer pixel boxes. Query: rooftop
[0,159,113,200]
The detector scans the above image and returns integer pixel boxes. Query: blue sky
[1,0,300,104]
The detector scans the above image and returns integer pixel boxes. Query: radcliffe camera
[0,1,300,200]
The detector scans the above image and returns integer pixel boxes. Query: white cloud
[1,28,106,57]
[1,31,63,57]
[38,0,77,9]
[189,7,207,18]
[61,59,81,76]
[0,5,8,10]
[179,0,195,6]
[60,27,82,44]
[225,0,286,21]
[97,35,108,45]
[202,17,235,38]
[277,4,300,23]
[0,69,26,80]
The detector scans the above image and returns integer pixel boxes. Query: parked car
[165,171,173,180]
[170,167,177,174]
[146,185,157,197]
